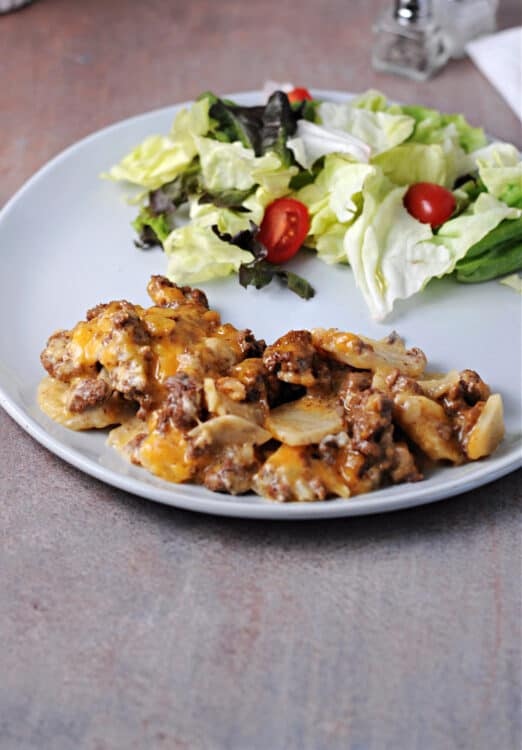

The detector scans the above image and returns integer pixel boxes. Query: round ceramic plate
[0,90,520,519]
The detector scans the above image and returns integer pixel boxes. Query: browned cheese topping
[38,276,505,502]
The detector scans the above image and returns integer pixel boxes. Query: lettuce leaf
[373,143,448,186]
[344,173,438,320]
[195,137,259,192]
[160,144,298,284]
[164,224,253,284]
[344,174,520,320]
[132,207,173,248]
[317,94,479,188]
[345,90,487,163]
[295,155,375,264]
[195,137,297,197]
[104,99,210,189]
[349,89,399,113]
[188,195,261,237]
[287,120,371,170]
[472,142,522,207]
[430,193,520,260]
[347,90,487,153]
[399,105,487,153]
[301,155,375,223]
[319,101,415,154]
[455,215,522,283]
[155,133,297,283]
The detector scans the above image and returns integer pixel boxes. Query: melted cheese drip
[39,279,503,502]
[70,301,221,405]
[139,428,193,483]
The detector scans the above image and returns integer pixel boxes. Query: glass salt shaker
[372,0,450,80]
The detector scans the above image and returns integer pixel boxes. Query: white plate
[1,90,520,519]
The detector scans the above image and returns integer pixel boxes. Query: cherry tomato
[258,198,310,264]
[404,182,456,227]
[287,87,313,104]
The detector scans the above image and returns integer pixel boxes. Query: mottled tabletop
[1,1,521,749]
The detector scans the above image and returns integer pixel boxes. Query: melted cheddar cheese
[38,277,506,502]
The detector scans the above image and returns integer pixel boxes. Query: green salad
[104,86,522,320]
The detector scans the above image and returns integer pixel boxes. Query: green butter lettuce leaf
[456,241,522,283]
[436,126,475,188]
[454,213,522,284]
[301,155,375,223]
[158,141,298,284]
[377,128,464,193]
[347,90,486,153]
[373,143,448,187]
[250,154,298,197]
[472,142,522,206]
[500,182,522,209]
[319,101,415,155]
[344,172,438,320]
[399,105,487,153]
[164,224,253,284]
[287,121,371,169]
[429,193,520,260]
[104,99,210,189]
[195,137,297,195]
[198,186,255,210]
[169,99,211,146]
[294,187,346,263]
[373,136,474,190]
[349,89,397,113]
[189,143,296,230]
[317,94,480,187]
[104,135,195,190]
[189,195,262,237]
[344,173,520,320]
[197,160,297,237]
[315,223,351,265]
[326,162,374,224]
[132,207,173,247]
[295,155,375,264]
[195,137,259,192]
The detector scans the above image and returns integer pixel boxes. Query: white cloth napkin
[466,27,522,121]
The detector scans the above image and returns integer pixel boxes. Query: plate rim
[1,390,520,519]
[1,89,521,519]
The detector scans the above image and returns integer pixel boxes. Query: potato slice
[418,370,460,400]
[393,393,463,464]
[188,415,271,449]
[203,378,266,425]
[266,395,344,446]
[37,376,133,431]
[466,394,505,460]
[311,328,427,377]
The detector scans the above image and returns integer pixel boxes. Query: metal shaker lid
[394,0,433,23]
